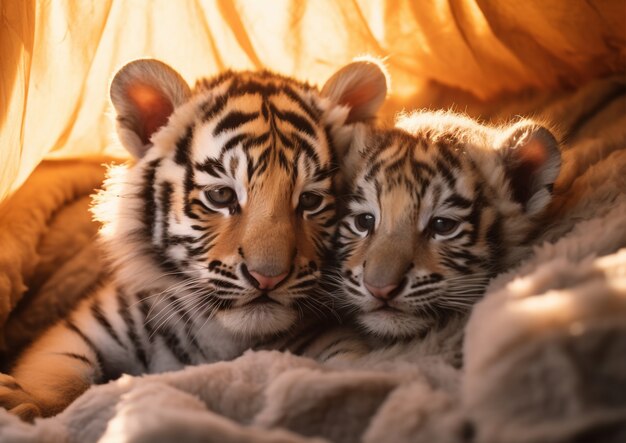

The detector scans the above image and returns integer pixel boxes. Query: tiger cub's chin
[336,111,562,339]
[216,303,297,337]
[358,310,434,339]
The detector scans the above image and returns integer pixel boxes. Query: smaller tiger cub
[335,111,561,339]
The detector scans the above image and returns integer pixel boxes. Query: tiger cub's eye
[429,217,460,236]
[205,187,237,207]
[355,213,375,233]
[299,192,323,211]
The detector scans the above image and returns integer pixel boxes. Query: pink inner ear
[127,84,174,144]
[510,138,549,204]
[342,80,381,122]
[521,138,549,169]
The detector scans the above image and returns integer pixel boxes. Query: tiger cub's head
[95,59,387,337]
[335,111,561,338]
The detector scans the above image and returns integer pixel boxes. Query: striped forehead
[355,131,476,217]
[180,76,332,186]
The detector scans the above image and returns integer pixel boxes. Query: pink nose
[248,271,288,290]
[364,282,399,300]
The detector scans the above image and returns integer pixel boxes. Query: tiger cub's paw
[0,374,42,422]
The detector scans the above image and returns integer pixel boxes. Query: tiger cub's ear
[321,59,388,124]
[498,122,561,216]
[110,59,191,158]
[321,59,388,191]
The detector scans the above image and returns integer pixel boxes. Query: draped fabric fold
[1,0,625,202]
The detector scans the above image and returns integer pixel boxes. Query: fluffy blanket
[1,77,625,442]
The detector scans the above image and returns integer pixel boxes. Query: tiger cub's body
[335,111,561,343]
[0,59,387,420]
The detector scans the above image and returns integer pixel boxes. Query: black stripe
[141,298,193,365]
[221,133,248,155]
[201,95,228,122]
[187,240,216,257]
[158,325,193,366]
[196,158,226,177]
[466,189,484,246]
[232,80,274,96]
[292,131,319,164]
[168,235,196,245]
[276,109,316,137]
[410,159,436,180]
[288,279,316,290]
[320,337,346,361]
[65,319,110,381]
[183,163,199,220]
[210,279,244,290]
[253,148,271,177]
[291,325,328,355]
[117,291,149,369]
[345,286,364,297]
[90,299,126,349]
[166,295,207,360]
[160,182,174,246]
[486,215,504,272]
[138,298,155,343]
[175,125,194,165]
[313,166,333,182]
[276,127,293,149]
[243,132,271,151]
[308,202,335,218]
[278,150,290,171]
[57,352,94,366]
[213,111,259,136]
[435,158,456,187]
[406,286,440,298]
[437,142,462,169]
[447,248,480,265]
[321,349,350,362]
[142,158,161,240]
[247,158,255,182]
[282,85,320,122]
[440,258,472,275]
[444,193,473,209]
[189,198,217,215]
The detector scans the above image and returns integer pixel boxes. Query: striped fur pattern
[0,59,387,419]
[335,111,561,338]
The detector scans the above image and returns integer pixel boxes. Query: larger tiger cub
[0,59,387,420]
[335,111,561,339]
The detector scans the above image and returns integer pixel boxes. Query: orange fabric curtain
[1,0,624,202]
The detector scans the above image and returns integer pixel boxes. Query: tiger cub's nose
[364,281,401,300]
[241,264,288,290]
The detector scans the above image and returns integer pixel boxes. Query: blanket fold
[0,159,107,356]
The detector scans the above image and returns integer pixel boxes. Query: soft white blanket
[1,195,625,443]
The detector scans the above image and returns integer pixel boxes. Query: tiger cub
[335,111,561,340]
[0,59,387,420]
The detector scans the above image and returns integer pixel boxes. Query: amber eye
[205,187,237,207]
[429,217,460,237]
[299,192,323,211]
[354,213,375,233]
